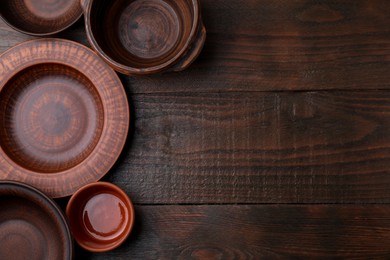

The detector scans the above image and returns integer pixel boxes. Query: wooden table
[1,0,390,258]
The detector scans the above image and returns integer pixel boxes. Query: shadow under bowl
[66,182,134,252]
[0,0,82,36]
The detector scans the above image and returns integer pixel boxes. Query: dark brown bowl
[83,0,206,75]
[0,181,73,260]
[66,182,134,252]
[0,39,129,198]
[0,0,83,36]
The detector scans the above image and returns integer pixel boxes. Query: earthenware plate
[0,181,73,260]
[0,39,129,198]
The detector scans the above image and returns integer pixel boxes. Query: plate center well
[0,63,104,173]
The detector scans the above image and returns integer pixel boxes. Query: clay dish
[66,182,134,252]
[0,0,83,36]
[0,39,129,198]
[82,0,206,75]
[0,181,73,260]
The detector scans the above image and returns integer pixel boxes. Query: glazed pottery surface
[66,182,134,252]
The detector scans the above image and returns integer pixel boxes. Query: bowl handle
[80,0,89,11]
[170,22,206,72]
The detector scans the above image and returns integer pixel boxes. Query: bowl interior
[0,0,82,35]
[66,183,133,252]
[0,181,72,260]
[90,0,196,69]
[0,63,104,173]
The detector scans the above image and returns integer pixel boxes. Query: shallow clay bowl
[0,181,73,260]
[83,0,206,75]
[0,39,129,198]
[0,0,83,36]
[66,182,134,252]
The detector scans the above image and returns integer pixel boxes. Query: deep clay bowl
[83,0,206,75]
[0,0,83,36]
[0,39,129,198]
[0,181,73,260]
[66,182,134,252]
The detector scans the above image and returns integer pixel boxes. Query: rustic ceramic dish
[0,39,129,198]
[0,181,73,260]
[66,182,134,252]
[82,0,206,75]
[0,0,83,36]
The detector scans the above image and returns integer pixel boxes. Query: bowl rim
[66,181,135,252]
[84,0,201,75]
[0,180,73,260]
[0,0,83,36]
[0,38,130,198]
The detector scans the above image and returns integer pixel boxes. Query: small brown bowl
[66,182,134,252]
[0,0,83,36]
[82,0,206,75]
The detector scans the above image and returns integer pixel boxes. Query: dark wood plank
[2,1,390,92]
[79,205,390,259]
[104,91,390,204]
[0,18,88,53]
[123,0,390,93]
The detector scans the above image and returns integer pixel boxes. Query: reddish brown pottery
[0,39,129,198]
[66,182,135,252]
[0,181,73,260]
[81,0,206,75]
[0,0,83,36]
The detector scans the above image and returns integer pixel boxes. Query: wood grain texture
[104,91,390,204]
[3,0,390,91]
[0,19,88,54]
[1,1,390,258]
[78,205,390,259]
[119,0,390,92]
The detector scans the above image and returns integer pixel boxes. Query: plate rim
[0,38,130,198]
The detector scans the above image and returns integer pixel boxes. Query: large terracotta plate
[0,181,73,259]
[0,39,129,198]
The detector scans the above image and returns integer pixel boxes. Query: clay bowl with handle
[0,39,129,198]
[0,0,83,36]
[81,0,206,75]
